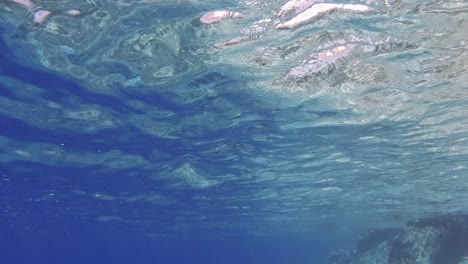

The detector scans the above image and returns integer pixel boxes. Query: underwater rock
[327,214,468,264]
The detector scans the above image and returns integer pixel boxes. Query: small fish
[200,10,245,24]
[4,0,81,23]
[276,3,370,29]
[287,45,354,77]
[276,0,318,16]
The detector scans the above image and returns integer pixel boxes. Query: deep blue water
[2,227,335,264]
[0,15,337,264]
[0,37,336,263]
[1,1,468,263]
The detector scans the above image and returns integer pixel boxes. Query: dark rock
[356,229,400,255]
[326,214,468,264]
[328,248,355,264]
[388,225,445,264]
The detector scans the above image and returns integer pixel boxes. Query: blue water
[1,0,468,263]
[0,33,336,263]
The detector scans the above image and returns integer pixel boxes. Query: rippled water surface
[0,0,467,263]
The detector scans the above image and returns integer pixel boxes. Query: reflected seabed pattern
[0,0,468,263]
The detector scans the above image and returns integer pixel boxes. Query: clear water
[0,0,467,263]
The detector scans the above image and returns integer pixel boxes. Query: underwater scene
[0,0,467,263]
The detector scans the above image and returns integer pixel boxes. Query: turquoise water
[0,0,467,263]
